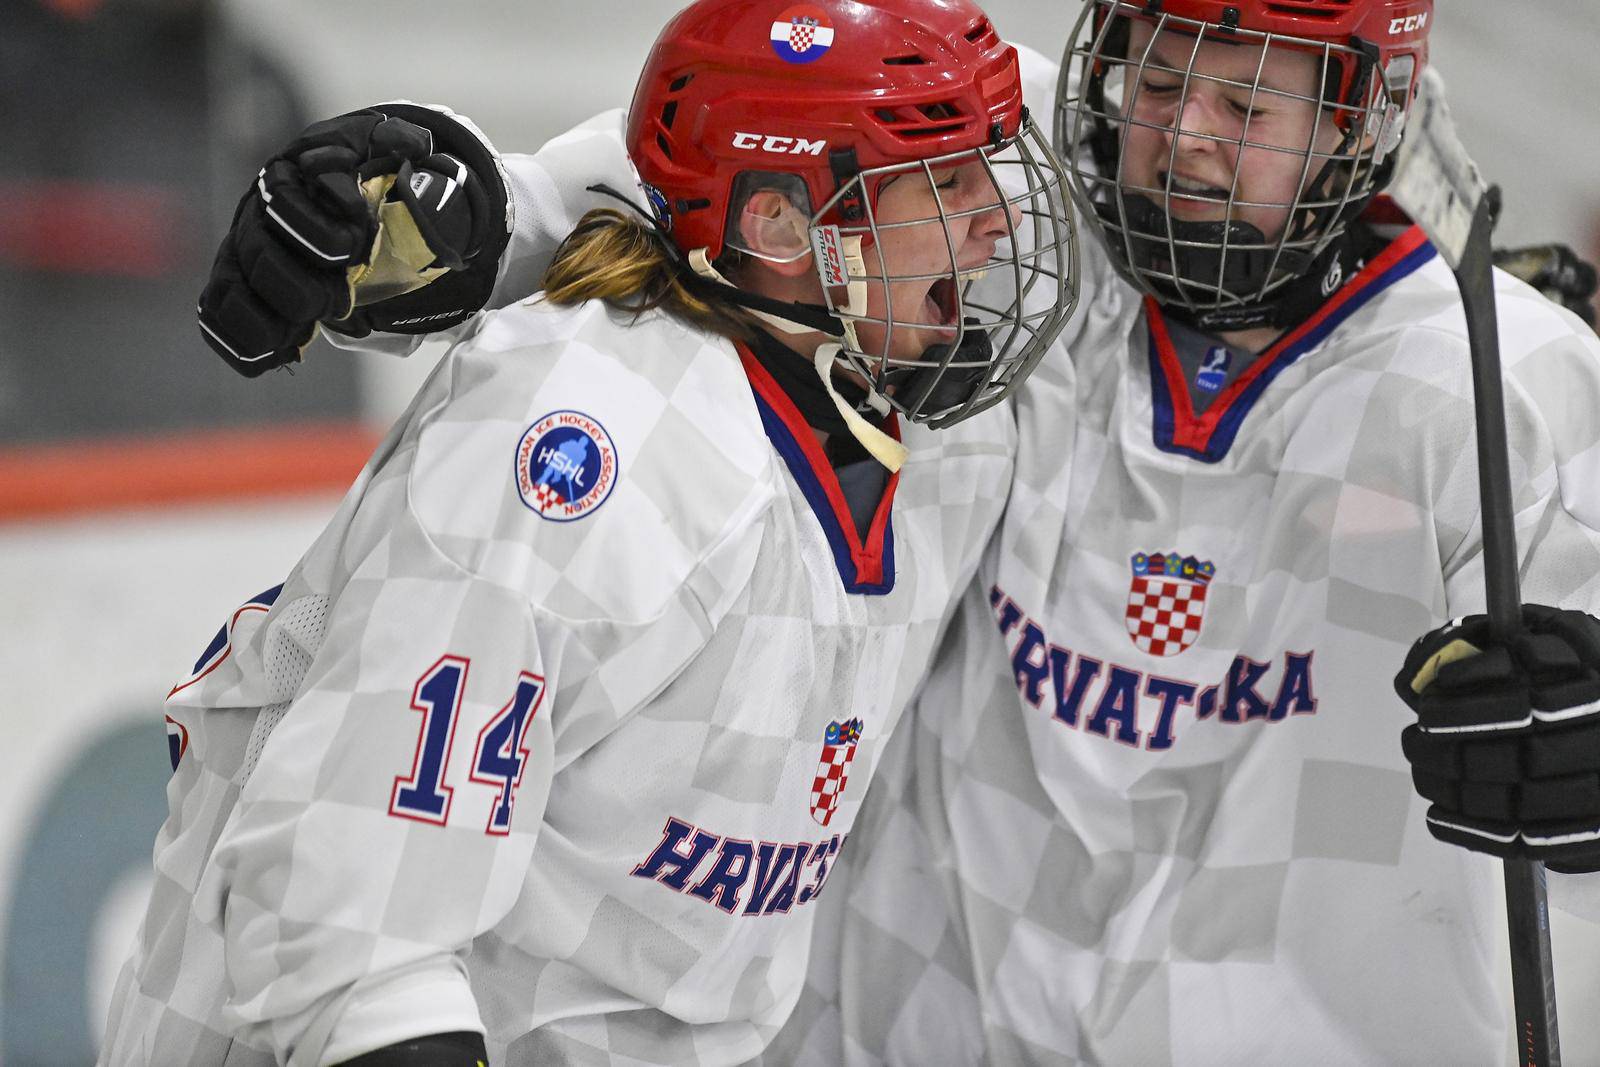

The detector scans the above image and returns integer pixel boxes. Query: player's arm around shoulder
[201,99,640,372]
[483,109,637,313]
[332,106,640,350]
[335,106,642,351]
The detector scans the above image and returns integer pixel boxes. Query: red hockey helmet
[1057,0,1432,331]
[623,0,1079,428]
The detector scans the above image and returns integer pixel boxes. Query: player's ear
[737,190,813,275]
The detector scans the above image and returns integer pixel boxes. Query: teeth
[1168,177,1225,197]
[957,268,989,283]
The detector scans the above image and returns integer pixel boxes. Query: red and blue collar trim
[1147,225,1436,464]
[739,345,898,595]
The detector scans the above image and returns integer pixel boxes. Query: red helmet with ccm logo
[625,0,1025,260]
[619,0,1080,431]
[1058,0,1433,331]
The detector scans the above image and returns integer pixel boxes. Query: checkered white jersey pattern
[767,218,1600,1062]
[103,299,1015,1066]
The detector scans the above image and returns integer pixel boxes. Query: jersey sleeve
[322,109,637,361]
[189,304,775,1064]
[1433,278,1600,926]
[1438,277,1600,618]
[193,545,550,1064]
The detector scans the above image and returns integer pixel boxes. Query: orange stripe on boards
[0,422,381,521]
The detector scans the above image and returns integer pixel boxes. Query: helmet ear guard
[724,172,815,265]
[736,200,812,264]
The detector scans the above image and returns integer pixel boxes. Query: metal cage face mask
[805,111,1079,428]
[1056,1,1411,323]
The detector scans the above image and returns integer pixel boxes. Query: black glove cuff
[336,1030,488,1066]
[333,102,512,337]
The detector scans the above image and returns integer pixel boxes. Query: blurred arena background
[1,0,1596,1062]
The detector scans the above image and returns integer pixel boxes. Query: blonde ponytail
[541,208,756,340]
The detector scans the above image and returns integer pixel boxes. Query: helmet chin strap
[688,246,908,473]
[812,343,908,472]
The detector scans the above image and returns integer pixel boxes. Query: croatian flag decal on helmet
[515,410,619,522]
[770,5,834,64]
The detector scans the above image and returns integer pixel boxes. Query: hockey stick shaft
[1456,202,1522,636]
[1386,74,1560,1064]
[1452,198,1560,1067]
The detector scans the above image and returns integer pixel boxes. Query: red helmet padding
[626,0,1026,260]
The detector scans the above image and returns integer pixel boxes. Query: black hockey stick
[1386,77,1560,1067]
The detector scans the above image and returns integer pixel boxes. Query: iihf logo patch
[1195,346,1231,393]
[1125,551,1215,657]
[770,5,834,64]
[809,717,862,827]
[515,410,618,522]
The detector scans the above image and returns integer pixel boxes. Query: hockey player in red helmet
[1061,0,1431,335]
[105,2,1079,1065]
[622,0,1077,432]
[761,1,1600,1062]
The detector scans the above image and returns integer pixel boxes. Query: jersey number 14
[390,655,546,835]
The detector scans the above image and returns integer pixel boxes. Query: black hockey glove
[198,104,509,377]
[1395,605,1600,873]
[335,1030,488,1066]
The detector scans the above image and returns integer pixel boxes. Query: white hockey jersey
[102,297,1015,1066]
[769,213,1600,1065]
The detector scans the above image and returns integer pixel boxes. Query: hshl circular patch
[515,410,618,521]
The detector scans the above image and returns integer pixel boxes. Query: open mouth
[924,264,991,324]
[925,276,962,329]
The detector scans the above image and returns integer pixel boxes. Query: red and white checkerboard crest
[1125,551,1216,657]
[809,717,862,826]
[769,5,834,64]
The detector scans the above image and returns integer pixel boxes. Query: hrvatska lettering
[631,817,846,916]
[990,585,1317,751]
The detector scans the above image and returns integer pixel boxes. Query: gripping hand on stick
[1396,606,1600,874]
